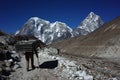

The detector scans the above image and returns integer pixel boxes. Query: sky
[0,0,120,33]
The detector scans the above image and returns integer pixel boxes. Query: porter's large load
[15,40,46,52]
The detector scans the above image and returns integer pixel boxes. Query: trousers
[25,52,35,71]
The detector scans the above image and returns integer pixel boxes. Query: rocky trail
[9,48,93,80]
[8,47,120,80]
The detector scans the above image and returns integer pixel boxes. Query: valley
[0,13,120,80]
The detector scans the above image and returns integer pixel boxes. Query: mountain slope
[52,16,120,58]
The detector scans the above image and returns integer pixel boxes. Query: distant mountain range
[15,12,104,44]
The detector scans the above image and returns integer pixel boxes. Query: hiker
[15,40,53,71]
[24,40,46,71]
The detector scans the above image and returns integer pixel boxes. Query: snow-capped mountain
[16,17,73,44]
[73,12,104,36]
[15,12,104,44]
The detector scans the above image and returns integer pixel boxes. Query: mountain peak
[30,17,39,20]
[29,17,50,24]
[89,12,95,17]
[73,12,104,35]
[87,12,99,19]
[54,21,67,26]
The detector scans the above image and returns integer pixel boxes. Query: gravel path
[9,48,120,80]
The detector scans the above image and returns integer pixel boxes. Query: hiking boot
[32,65,35,70]
[27,68,29,71]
